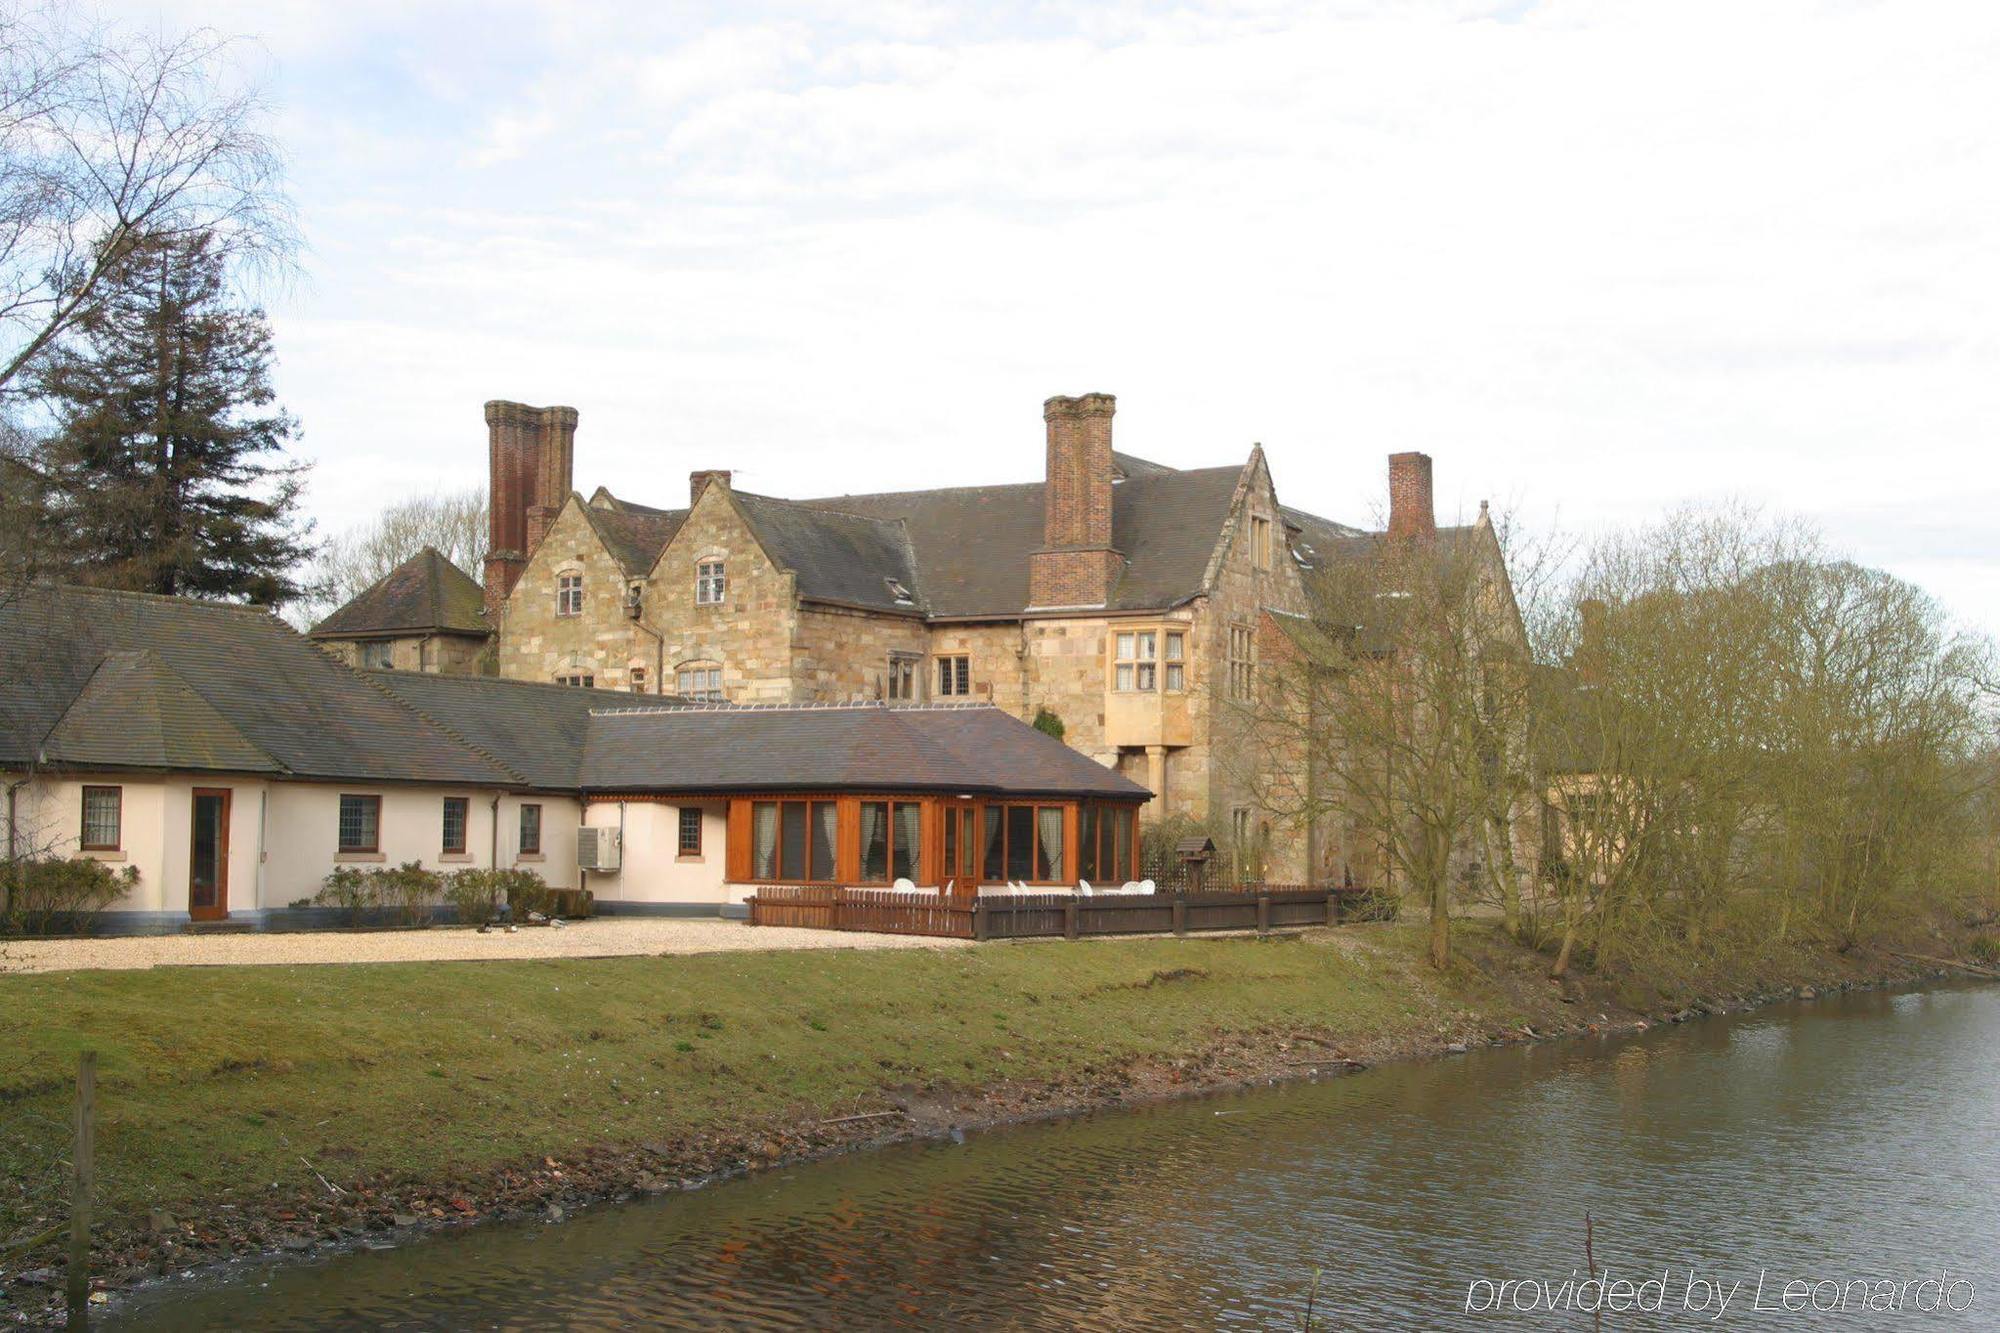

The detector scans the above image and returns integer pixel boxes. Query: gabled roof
[732,491,923,613]
[801,465,1247,618]
[0,584,514,784]
[310,547,487,640]
[580,502,687,578]
[579,702,1150,799]
[41,650,280,773]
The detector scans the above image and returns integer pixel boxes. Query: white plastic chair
[893,877,916,892]
[1077,880,1094,896]
[1138,879,1157,895]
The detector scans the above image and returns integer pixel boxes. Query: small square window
[678,807,702,857]
[936,655,970,697]
[81,786,121,851]
[556,573,584,617]
[339,794,381,853]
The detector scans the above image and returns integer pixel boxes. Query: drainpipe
[631,611,666,694]
[490,792,503,869]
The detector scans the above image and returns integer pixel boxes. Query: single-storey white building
[1,584,1147,931]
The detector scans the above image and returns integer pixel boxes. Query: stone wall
[318,633,489,676]
[794,603,931,701]
[635,485,800,703]
[495,500,651,691]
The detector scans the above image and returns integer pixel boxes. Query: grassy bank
[0,921,1959,1314]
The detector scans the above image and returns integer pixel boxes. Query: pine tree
[35,231,313,605]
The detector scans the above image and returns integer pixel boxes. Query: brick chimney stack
[483,400,578,619]
[690,470,732,506]
[1027,393,1123,608]
[1386,451,1436,542]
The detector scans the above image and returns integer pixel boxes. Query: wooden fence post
[1064,898,1079,942]
[68,1049,95,1328]
[1256,895,1271,936]
[1172,898,1186,937]
[973,898,989,942]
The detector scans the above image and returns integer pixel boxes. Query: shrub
[1031,707,1065,741]
[1968,934,2000,966]
[0,857,137,934]
[498,868,552,920]
[377,861,442,928]
[311,866,380,927]
[443,869,504,928]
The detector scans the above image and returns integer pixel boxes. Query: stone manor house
[314,392,1511,884]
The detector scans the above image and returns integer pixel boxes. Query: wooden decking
[746,884,1381,939]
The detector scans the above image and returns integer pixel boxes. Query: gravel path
[0,917,969,974]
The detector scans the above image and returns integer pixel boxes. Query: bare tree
[0,4,295,396]
[289,487,487,628]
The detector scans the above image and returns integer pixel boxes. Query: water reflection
[112,984,2000,1330]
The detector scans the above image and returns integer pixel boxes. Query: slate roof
[366,670,658,790]
[580,503,687,577]
[732,492,923,613]
[310,547,487,639]
[41,650,280,773]
[0,584,512,784]
[580,703,1151,799]
[798,465,1249,617]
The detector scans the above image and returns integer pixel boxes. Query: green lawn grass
[0,926,1528,1235]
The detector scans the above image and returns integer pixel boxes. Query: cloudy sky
[129,0,1999,630]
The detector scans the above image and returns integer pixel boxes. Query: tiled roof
[310,547,487,639]
[732,492,923,613]
[366,670,667,790]
[579,703,1150,799]
[581,503,687,577]
[0,584,513,784]
[41,650,280,773]
[800,465,1248,617]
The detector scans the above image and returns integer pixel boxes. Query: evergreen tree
[35,231,313,604]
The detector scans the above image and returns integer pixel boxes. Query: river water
[110,982,1998,1330]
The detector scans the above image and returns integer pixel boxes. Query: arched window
[676,661,725,701]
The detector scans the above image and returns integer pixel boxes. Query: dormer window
[696,560,726,605]
[886,578,914,606]
[556,573,583,617]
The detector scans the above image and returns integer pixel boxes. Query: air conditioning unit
[576,827,621,872]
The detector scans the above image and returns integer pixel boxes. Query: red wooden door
[189,788,232,921]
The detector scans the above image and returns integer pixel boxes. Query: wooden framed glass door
[189,788,231,921]
[941,799,981,900]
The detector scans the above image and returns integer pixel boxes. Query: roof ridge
[590,700,999,717]
[41,647,290,775]
[32,580,281,618]
[734,489,910,528]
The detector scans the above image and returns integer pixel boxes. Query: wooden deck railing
[746,883,1379,940]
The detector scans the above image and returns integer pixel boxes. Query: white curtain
[752,803,777,879]
[1038,806,1064,883]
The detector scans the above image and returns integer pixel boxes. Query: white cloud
[107,0,2000,630]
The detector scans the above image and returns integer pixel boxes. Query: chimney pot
[1387,451,1436,541]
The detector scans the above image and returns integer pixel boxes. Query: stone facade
[451,389,1520,886]
[319,633,487,676]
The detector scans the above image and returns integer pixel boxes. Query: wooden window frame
[441,796,469,856]
[695,560,726,606]
[338,794,382,854]
[80,785,121,852]
[857,798,924,884]
[1078,801,1139,885]
[749,797,839,883]
[677,806,703,857]
[519,803,543,856]
[556,573,584,617]
[981,800,1071,885]
[935,654,971,697]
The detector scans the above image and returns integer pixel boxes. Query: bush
[0,857,137,934]
[442,869,503,927]
[311,866,379,927]
[377,861,441,928]
[498,868,552,920]
[1968,934,2000,965]
[1031,707,1065,741]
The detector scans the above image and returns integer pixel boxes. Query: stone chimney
[690,470,732,506]
[1027,393,1122,608]
[1386,451,1435,542]
[483,400,578,618]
